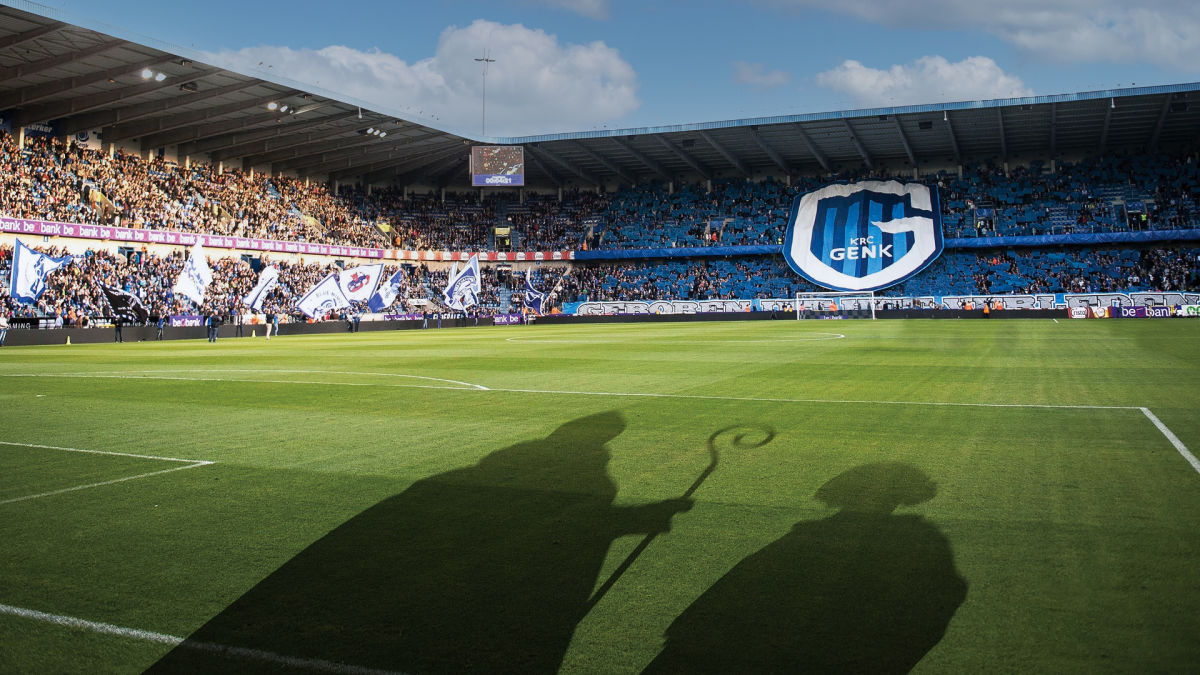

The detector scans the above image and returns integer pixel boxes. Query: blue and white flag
[523,270,547,315]
[8,239,72,304]
[296,273,351,319]
[242,266,279,312]
[338,263,384,303]
[442,255,481,311]
[368,269,405,312]
[782,180,943,292]
[173,243,213,306]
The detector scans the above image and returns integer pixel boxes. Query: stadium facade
[0,0,1198,338]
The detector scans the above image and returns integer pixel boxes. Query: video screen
[472,146,524,187]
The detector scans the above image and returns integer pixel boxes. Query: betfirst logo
[485,175,515,185]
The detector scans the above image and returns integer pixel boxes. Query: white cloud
[205,20,639,137]
[733,61,791,89]
[816,56,1033,107]
[757,0,1200,71]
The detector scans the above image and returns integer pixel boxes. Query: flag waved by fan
[8,239,73,304]
[172,243,213,306]
[442,255,481,311]
[242,266,279,312]
[101,285,148,324]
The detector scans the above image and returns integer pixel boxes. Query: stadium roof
[3,0,1200,189]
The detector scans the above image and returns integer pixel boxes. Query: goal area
[794,291,876,319]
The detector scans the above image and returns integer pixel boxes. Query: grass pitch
[0,319,1198,673]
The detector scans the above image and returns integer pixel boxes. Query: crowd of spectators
[0,243,523,323]
[4,128,1197,256]
[557,245,1200,303]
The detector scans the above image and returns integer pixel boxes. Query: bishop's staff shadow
[147,411,692,674]
[644,462,968,674]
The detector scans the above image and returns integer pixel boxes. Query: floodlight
[140,68,153,79]
[154,72,166,82]
[267,102,279,111]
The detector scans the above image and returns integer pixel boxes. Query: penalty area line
[0,462,212,506]
[480,386,1144,411]
[0,602,405,675]
[0,440,211,464]
[1140,408,1200,475]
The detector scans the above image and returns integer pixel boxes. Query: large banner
[783,181,943,292]
[565,292,1200,315]
[0,217,386,259]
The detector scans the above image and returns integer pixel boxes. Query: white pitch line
[0,462,211,505]
[1140,408,1200,475]
[0,373,489,391]
[0,602,405,675]
[0,440,210,464]
[480,386,1144,411]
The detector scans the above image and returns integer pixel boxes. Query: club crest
[782,181,943,291]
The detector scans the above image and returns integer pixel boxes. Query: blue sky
[48,0,1199,137]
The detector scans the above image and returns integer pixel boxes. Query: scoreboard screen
[471,146,524,187]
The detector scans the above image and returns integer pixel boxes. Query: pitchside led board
[782,180,944,292]
[471,146,525,187]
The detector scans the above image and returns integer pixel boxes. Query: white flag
[297,273,351,319]
[368,269,405,312]
[242,266,279,312]
[8,239,72,304]
[442,255,481,311]
[337,263,384,303]
[173,243,213,306]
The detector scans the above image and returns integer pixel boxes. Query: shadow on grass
[644,462,967,674]
[147,410,692,674]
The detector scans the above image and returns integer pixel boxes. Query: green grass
[0,319,1197,673]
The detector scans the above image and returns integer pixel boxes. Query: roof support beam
[0,38,124,81]
[569,141,634,185]
[1149,95,1172,151]
[15,70,213,127]
[171,114,285,154]
[943,112,961,164]
[526,144,601,186]
[271,132,423,172]
[0,55,166,110]
[1099,102,1113,154]
[1049,103,1057,157]
[145,109,345,152]
[244,127,387,165]
[652,135,709,180]
[0,21,65,50]
[111,92,300,146]
[841,119,872,170]
[356,144,465,184]
[297,138,449,177]
[385,146,469,185]
[748,127,790,176]
[996,109,1007,160]
[522,151,563,188]
[699,130,751,176]
[793,124,831,172]
[892,117,916,167]
[609,136,670,181]
[61,80,265,136]
[193,113,358,160]
[434,156,468,187]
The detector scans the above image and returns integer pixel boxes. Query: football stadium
[1,2,1198,672]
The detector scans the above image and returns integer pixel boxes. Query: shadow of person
[644,462,967,674]
[147,411,692,674]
